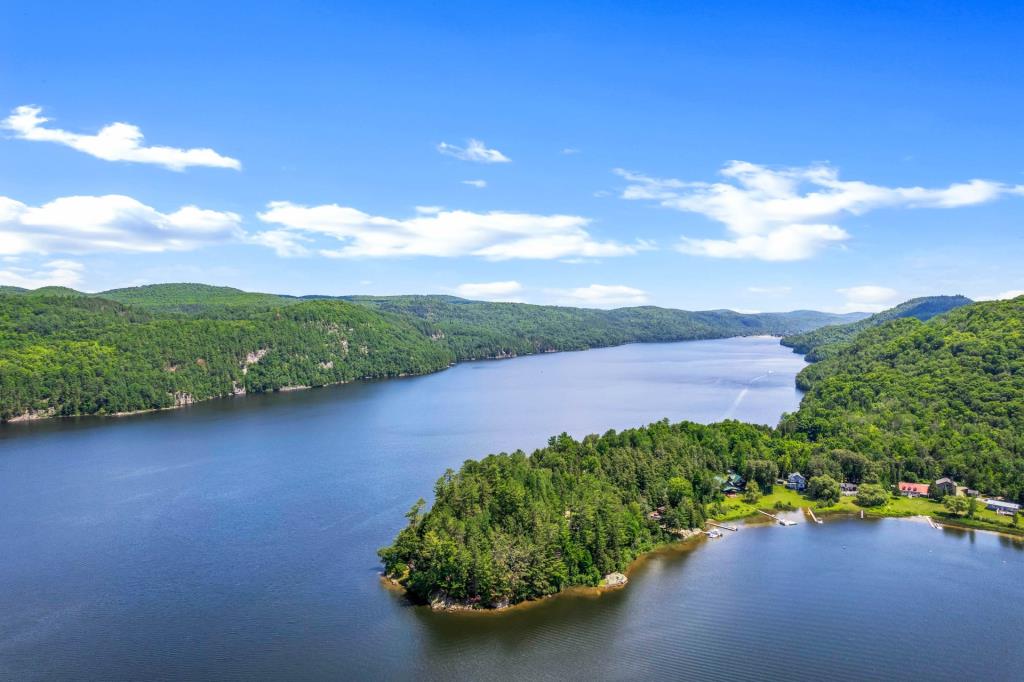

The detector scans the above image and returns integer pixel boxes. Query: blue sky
[1,1,1022,312]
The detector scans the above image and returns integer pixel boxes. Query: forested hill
[343,295,863,361]
[0,294,453,421]
[783,296,1024,498]
[780,295,972,360]
[379,297,1024,608]
[0,284,863,421]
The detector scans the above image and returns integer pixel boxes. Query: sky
[1,1,1022,312]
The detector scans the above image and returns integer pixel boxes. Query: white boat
[706,529,723,538]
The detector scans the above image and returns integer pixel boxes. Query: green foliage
[854,484,889,507]
[943,496,970,517]
[0,293,453,420]
[384,296,1024,607]
[345,295,861,362]
[806,475,840,505]
[0,285,859,421]
[781,295,971,361]
[378,419,771,607]
[783,297,1024,501]
[742,480,762,504]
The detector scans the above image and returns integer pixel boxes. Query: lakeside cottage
[984,499,1021,516]
[840,482,858,496]
[898,482,930,497]
[717,472,745,495]
[933,477,957,497]
[785,472,807,491]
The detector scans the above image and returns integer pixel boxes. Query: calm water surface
[1,337,1021,680]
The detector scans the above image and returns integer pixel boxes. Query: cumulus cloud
[2,105,241,171]
[0,259,85,289]
[980,289,1024,301]
[616,162,1024,261]
[837,284,899,312]
[438,139,510,163]
[454,280,523,301]
[462,179,487,188]
[0,194,242,255]
[548,284,649,308]
[254,202,643,260]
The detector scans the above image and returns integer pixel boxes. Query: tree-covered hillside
[98,283,297,316]
[0,284,864,421]
[346,295,863,361]
[0,294,453,420]
[781,295,972,360]
[782,296,1024,500]
[380,297,1024,608]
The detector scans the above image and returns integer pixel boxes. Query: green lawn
[714,485,1022,535]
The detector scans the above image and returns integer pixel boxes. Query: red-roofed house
[899,482,930,498]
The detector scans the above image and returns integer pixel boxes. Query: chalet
[718,472,745,495]
[933,477,957,497]
[840,482,859,496]
[785,472,807,491]
[984,499,1021,516]
[898,482,930,498]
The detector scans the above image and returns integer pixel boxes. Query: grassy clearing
[714,485,1023,536]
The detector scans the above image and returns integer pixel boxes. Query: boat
[706,529,723,539]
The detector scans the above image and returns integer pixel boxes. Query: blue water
[1,337,1020,680]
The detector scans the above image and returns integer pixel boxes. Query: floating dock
[805,507,823,524]
[707,521,738,532]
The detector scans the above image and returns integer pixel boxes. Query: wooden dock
[757,509,797,526]
[707,521,738,532]
[805,507,823,524]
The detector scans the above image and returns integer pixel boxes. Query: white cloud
[247,229,311,257]
[255,202,643,260]
[548,284,649,308]
[677,224,848,261]
[747,285,792,295]
[462,179,487,188]
[0,194,242,255]
[454,280,523,301]
[0,259,85,289]
[437,139,510,163]
[836,284,899,312]
[616,162,1024,261]
[2,105,241,171]
[988,289,1024,301]
[561,148,581,155]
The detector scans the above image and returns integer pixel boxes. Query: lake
[1,337,1021,680]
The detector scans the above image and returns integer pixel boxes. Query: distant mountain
[0,282,867,421]
[343,295,865,361]
[97,283,297,315]
[781,295,973,360]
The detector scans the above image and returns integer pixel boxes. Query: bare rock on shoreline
[603,572,628,589]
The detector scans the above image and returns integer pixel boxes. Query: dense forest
[780,295,971,360]
[380,296,1024,608]
[0,293,452,420]
[0,283,860,421]
[345,295,862,361]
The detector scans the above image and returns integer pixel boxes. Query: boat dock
[757,509,798,526]
[805,507,823,524]
[707,521,738,532]
[926,516,942,530]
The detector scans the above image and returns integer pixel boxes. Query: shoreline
[2,334,789,426]
[390,507,1023,614]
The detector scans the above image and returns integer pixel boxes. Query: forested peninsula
[0,283,860,422]
[379,296,1023,610]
